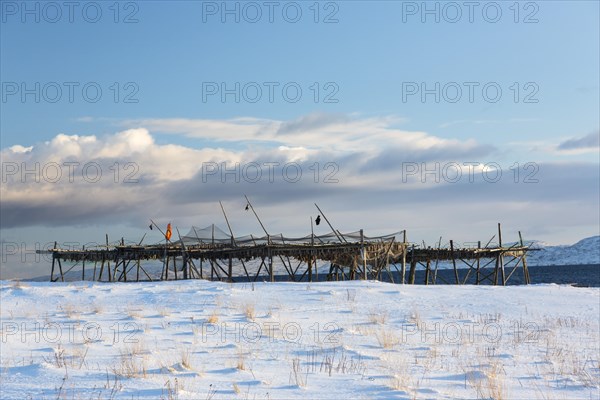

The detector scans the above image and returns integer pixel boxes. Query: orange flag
[165,223,172,241]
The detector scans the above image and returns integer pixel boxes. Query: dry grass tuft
[376,328,399,349]
[180,348,192,370]
[236,348,246,371]
[368,310,388,325]
[207,310,219,324]
[244,304,256,321]
[111,343,149,378]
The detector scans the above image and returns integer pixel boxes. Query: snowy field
[1,280,598,399]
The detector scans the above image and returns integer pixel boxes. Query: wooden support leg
[82,247,86,281]
[57,258,64,282]
[401,231,407,284]
[450,240,459,284]
[98,258,105,281]
[269,249,274,283]
[408,260,416,284]
[494,255,499,285]
[174,256,178,280]
[50,253,56,282]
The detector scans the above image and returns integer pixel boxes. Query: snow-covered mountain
[526,236,600,266]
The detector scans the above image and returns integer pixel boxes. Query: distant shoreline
[12,263,600,288]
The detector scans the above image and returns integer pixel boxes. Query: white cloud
[8,145,32,153]
[2,113,549,231]
[121,113,489,158]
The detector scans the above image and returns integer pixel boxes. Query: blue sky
[1,1,599,278]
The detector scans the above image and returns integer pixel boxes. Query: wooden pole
[106,234,112,282]
[268,245,274,282]
[519,231,530,284]
[228,238,233,282]
[361,229,367,280]
[498,223,506,285]
[57,258,64,282]
[244,195,270,241]
[432,236,442,284]
[112,254,119,282]
[98,257,104,281]
[408,245,416,284]
[50,241,57,282]
[81,245,85,281]
[401,230,407,284]
[476,240,481,285]
[314,203,346,243]
[173,254,178,280]
[176,227,189,280]
[243,195,273,281]
[450,239,459,284]
[163,256,169,281]
[313,228,319,282]
[494,255,499,285]
[309,217,314,282]
[219,201,237,245]
[149,220,170,281]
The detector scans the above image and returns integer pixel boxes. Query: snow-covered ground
[1,280,598,399]
[527,236,600,267]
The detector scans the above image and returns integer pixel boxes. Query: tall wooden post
[450,240,459,284]
[50,241,57,282]
[494,255,499,285]
[81,245,85,281]
[309,218,314,282]
[408,245,416,284]
[476,240,481,285]
[401,230,407,284]
[268,241,274,282]
[173,256,178,280]
[314,203,346,243]
[519,231,530,284]
[136,257,140,282]
[106,234,112,282]
[98,257,105,281]
[57,258,64,282]
[211,224,215,281]
[498,223,506,285]
[361,229,367,280]
[228,238,233,282]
